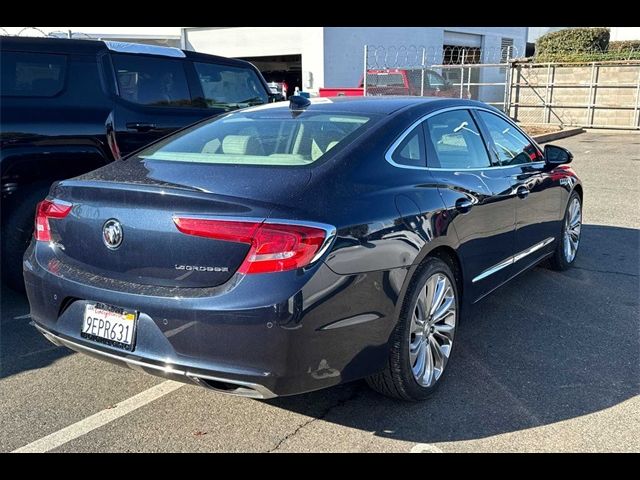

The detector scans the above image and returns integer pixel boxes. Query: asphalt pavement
[1,130,638,452]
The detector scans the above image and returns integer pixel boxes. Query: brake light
[35,199,72,242]
[173,217,330,274]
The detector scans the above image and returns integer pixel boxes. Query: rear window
[139,110,373,166]
[1,51,66,97]
[367,73,404,87]
[194,62,268,110]
[112,53,192,107]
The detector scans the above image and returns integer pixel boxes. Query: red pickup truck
[320,68,470,99]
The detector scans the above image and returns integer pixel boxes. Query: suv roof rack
[104,41,186,58]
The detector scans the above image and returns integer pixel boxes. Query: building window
[500,38,514,73]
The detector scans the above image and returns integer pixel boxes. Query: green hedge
[536,27,611,61]
[609,40,640,52]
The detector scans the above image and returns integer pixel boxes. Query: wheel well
[573,184,583,202]
[424,246,464,299]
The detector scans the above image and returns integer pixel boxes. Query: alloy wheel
[564,197,582,263]
[409,273,457,387]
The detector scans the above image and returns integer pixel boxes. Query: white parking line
[410,443,444,453]
[12,380,184,453]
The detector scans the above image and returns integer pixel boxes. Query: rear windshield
[139,110,374,166]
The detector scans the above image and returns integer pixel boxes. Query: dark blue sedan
[24,97,583,400]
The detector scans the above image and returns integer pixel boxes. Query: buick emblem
[102,219,123,250]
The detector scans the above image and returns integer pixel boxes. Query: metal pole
[547,64,556,123]
[363,45,368,96]
[633,66,640,128]
[459,49,466,99]
[420,47,426,97]
[587,62,596,128]
[503,47,512,113]
[68,29,72,39]
[544,63,551,123]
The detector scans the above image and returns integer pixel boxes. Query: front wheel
[367,257,459,401]
[550,191,582,271]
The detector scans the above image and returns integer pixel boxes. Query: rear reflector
[173,217,330,274]
[35,199,72,242]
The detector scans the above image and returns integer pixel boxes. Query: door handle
[516,186,530,199]
[126,122,157,132]
[455,198,474,213]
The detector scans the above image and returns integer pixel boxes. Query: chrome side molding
[472,237,555,283]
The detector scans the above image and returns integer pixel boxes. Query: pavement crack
[572,266,639,278]
[267,385,363,452]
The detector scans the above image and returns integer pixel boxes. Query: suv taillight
[173,217,331,274]
[35,199,72,242]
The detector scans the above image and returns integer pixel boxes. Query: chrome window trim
[472,237,555,283]
[171,215,336,265]
[385,105,544,172]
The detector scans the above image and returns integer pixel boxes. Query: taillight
[35,199,72,242]
[173,217,332,274]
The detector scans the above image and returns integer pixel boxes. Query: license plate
[81,302,138,351]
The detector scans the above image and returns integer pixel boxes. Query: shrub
[536,27,610,61]
[609,40,640,52]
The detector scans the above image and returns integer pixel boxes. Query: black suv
[1,36,275,290]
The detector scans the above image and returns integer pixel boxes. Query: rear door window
[111,54,193,107]
[193,62,268,111]
[1,51,66,97]
[425,110,491,169]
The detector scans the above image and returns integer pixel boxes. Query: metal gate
[508,61,640,130]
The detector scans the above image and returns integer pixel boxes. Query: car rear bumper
[33,322,276,399]
[24,242,407,397]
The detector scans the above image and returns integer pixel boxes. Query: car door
[475,110,560,263]
[423,108,518,300]
[109,53,214,156]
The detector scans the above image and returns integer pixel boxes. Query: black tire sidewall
[396,258,459,400]
[1,184,51,291]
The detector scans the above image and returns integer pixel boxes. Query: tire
[1,184,51,292]
[367,257,459,401]
[549,191,582,271]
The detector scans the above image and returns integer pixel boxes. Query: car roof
[244,96,493,116]
[0,36,258,69]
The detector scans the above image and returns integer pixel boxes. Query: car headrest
[222,135,263,155]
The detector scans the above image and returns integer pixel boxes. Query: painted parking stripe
[12,380,184,453]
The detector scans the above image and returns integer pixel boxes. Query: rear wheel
[1,184,51,292]
[367,257,459,401]
[549,191,582,271]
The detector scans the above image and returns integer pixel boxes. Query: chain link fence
[509,60,640,129]
[363,45,519,112]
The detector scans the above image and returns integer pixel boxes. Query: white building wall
[322,27,527,88]
[610,27,640,41]
[182,27,527,97]
[183,27,325,93]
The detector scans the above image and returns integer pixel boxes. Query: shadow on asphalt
[265,224,640,443]
[0,285,72,379]
[1,224,638,442]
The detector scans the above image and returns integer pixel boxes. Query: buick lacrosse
[24,97,582,400]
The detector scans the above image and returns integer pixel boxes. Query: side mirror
[544,144,573,166]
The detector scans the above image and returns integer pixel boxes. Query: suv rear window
[194,62,269,111]
[139,109,373,166]
[112,54,192,107]
[1,51,66,97]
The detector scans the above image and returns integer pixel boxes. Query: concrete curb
[531,127,585,144]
